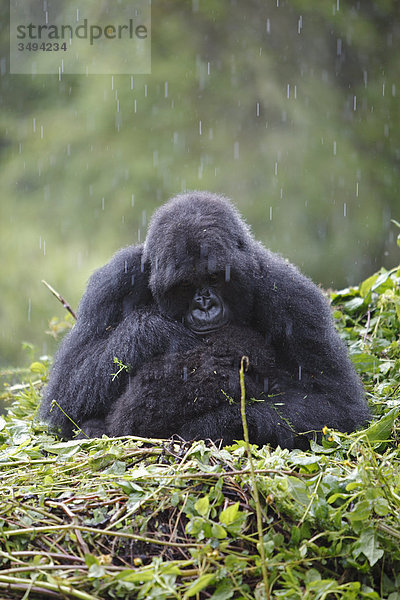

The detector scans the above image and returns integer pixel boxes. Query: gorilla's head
[143,191,259,333]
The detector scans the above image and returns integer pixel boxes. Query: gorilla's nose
[194,288,214,310]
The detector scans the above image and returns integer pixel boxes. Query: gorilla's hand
[114,310,200,366]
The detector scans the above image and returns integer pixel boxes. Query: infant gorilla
[82,325,310,449]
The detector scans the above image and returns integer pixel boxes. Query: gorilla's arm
[106,342,369,448]
[254,246,364,403]
[41,312,198,438]
[39,245,197,439]
[76,245,151,330]
[179,384,370,449]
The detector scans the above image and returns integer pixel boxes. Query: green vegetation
[0,263,399,599]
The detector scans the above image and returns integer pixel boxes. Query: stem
[0,575,98,600]
[42,280,77,320]
[2,524,203,548]
[239,357,270,599]
[50,400,89,439]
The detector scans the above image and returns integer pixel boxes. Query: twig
[0,458,57,468]
[362,308,371,346]
[239,356,270,600]
[0,565,125,575]
[42,280,77,320]
[150,467,314,480]
[0,581,61,599]
[49,501,90,555]
[377,522,400,540]
[6,550,86,563]
[2,524,204,548]
[0,575,98,600]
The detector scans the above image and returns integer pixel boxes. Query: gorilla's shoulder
[78,244,152,323]
[254,241,327,301]
[87,245,146,291]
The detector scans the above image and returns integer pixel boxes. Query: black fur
[39,191,370,447]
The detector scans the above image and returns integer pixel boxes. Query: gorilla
[39,191,370,448]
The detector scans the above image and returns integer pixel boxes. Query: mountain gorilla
[39,191,370,448]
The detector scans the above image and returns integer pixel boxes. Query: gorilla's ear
[77,245,152,331]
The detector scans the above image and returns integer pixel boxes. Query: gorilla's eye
[209,273,219,285]
[181,281,192,289]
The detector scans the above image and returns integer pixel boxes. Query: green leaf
[211,523,227,539]
[84,554,99,567]
[304,568,322,583]
[219,502,240,525]
[291,525,301,544]
[117,479,145,494]
[194,495,210,516]
[327,492,349,504]
[345,482,361,492]
[363,408,399,443]
[359,274,378,298]
[117,564,181,583]
[347,500,372,523]
[371,270,393,293]
[30,361,47,374]
[330,287,356,301]
[374,496,390,517]
[88,563,106,578]
[351,352,379,373]
[117,568,155,583]
[344,297,365,312]
[43,440,83,457]
[184,573,215,597]
[287,476,310,507]
[102,460,126,475]
[353,527,384,566]
[209,580,234,600]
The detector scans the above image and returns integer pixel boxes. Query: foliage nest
[1,264,400,600]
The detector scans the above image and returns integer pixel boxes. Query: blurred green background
[1,0,400,367]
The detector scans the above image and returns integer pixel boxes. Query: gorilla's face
[159,272,232,334]
[184,284,230,334]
